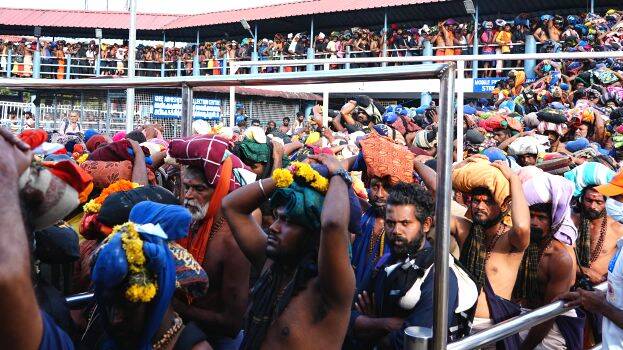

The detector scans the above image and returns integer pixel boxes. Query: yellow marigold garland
[76,153,89,165]
[271,161,329,193]
[114,222,158,303]
[83,179,140,214]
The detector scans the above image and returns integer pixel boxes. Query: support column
[382,10,388,67]
[181,84,193,137]
[66,55,71,79]
[432,63,455,350]
[251,24,259,75]
[322,91,329,127]
[161,32,166,77]
[345,46,351,70]
[229,87,236,127]
[177,58,182,77]
[471,0,479,78]
[33,38,41,78]
[307,17,315,71]
[456,60,465,162]
[126,0,137,132]
[105,90,112,135]
[6,49,11,78]
[193,30,200,76]
[590,0,595,14]
[80,91,85,122]
[524,34,537,79]
[96,37,102,76]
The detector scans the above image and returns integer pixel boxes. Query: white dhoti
[518,309,576,350]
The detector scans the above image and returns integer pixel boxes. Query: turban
[83,129,98,142]
[373,124,406,145]
[88,139,152,164]
[245,126,268,144]
[523,112,540,129]
[507,135,548,156]
[98,186,180,228]
[305,131,321,146]
[563,162,615,197]
[168,135,255,192]
[112,131,126,142]
[34,224,80,264]
[192,120,211,135]
[452,158,510,215]
[465,129,485,145]
[522,173,577,244]
[356,132,414,185]
[413,129,437,149]
[129,201,192,241]
[85,134,108,152]
[565,138,590,153]
[236,138,271,164]
[20,129,48,149]
[271,164,361,234]
[537,121,568,136]
[483,147,507,163]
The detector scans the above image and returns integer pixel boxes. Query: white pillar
[322,91,329,127]
[456,61,465,162]
[229,86,236,127]
[125,0,137,132]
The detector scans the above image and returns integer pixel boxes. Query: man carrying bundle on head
[167,135,258,349]
[514,173,584,350]
[222,154,358,350]
[451,156,531,349]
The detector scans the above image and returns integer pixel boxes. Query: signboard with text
[473,77,535,93]
[152,95,221,120]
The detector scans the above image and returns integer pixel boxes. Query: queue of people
[1,9,622,78]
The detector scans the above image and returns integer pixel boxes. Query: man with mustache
[451,157,531,349]
[349,183,477,349]
[168,135,258,350]
[572,185,623,285]
[350,133,416,293]
[514,173,583,350]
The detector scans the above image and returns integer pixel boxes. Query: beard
[472,210,504,228]
[184,198,208,224]
[581,206,605,221]
[530,227,545,244]
[389,230,425,260]
[370,201,387,217]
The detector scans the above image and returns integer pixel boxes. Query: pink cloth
[112,131,127,142]
[522,173,577,245]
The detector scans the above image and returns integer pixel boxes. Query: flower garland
[272,161,329,193]
[115,222,158,303]
[83,179,140,214]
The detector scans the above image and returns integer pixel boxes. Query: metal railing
[448,282,607,350]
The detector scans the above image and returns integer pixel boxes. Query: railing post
[345,46,351,70]
[66,55,71,79]
[251,51,259,75]
[95,54,101,76]
[193,54,200,76]
[306,47,315,71]
[279,54,285,73]
[472,0,479,78]
[423,40,433,64]
[221,56,228,75]
[404,327,433,350]
[524,35,537,80]
[456,60,465,162]
[161,61,165,77]
[176,58,182,77]
[6,49,12,78]
[33,46,41,79]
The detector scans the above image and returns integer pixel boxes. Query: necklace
[484,224,506,263]
[209,215,225,242]
[153,315,184,350]
[589,216,608,265]
[538,237,554,264]
[367,226,386,263]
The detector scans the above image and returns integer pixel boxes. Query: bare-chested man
[451,159,530,349]
[511,172,583,349]
[173,166,252,349]
[573,186,623,285]
[222,154,355,350]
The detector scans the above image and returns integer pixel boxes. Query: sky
[0,0,301,14]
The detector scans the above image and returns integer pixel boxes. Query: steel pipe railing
[65,292,95,309]
[447,282,607,350]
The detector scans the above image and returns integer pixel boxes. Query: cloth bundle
[563,162,616,197]
[357,132,415,185]
[88,139,151,163]
[507,135,549,156]
[537,121,568,136]
[80,160,156,189]
[168,135,255,192]
[522,173,577,245]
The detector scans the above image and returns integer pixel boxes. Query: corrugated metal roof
[194,86,322,101]
[164,0,446,29]
[0,7,181,30]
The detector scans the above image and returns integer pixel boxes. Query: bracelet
[258,180,268,199]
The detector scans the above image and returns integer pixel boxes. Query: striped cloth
[563,162,616,197]
[168,135,253,192]
[522,173,577,245]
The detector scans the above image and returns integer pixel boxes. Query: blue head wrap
[84,129,98,142]
[92,201,192,350]
[383,111,398,124]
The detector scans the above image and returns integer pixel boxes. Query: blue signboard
[152,95,221,120]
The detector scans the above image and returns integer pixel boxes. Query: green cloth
[239,138,271,164]
[270,183,324,233]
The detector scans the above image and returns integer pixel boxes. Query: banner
[473,77,535,93]
[152,95,222,120]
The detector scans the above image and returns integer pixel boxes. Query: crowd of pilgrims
[4,40,623,349]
